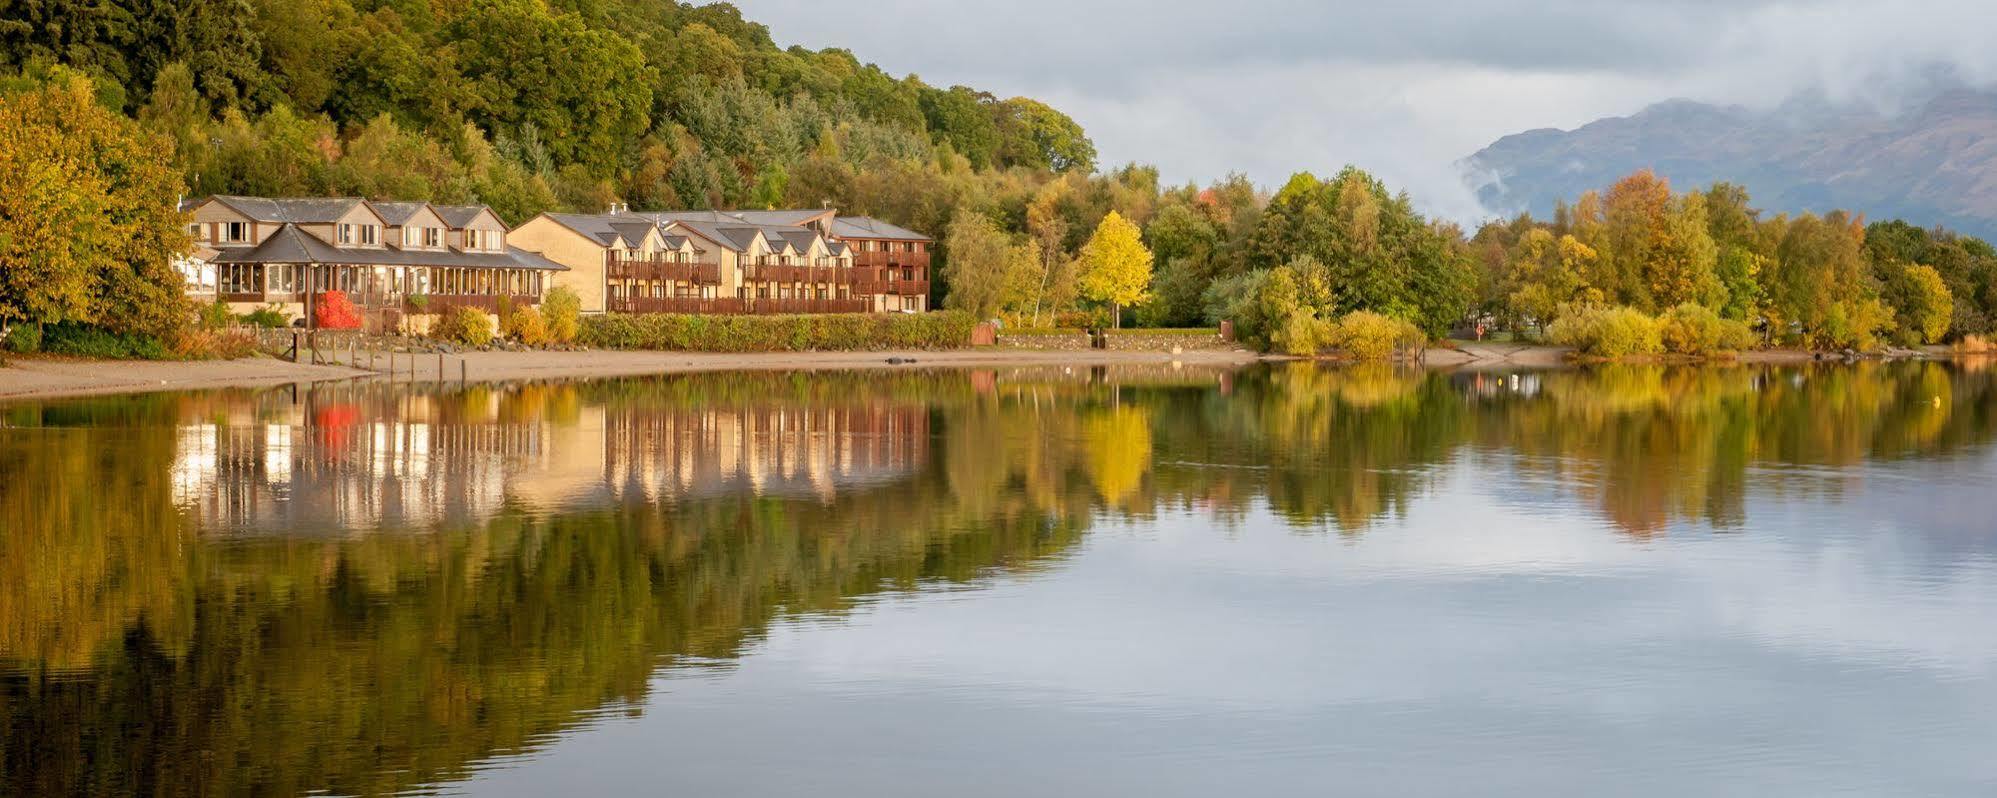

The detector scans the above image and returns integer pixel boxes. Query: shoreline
[0,343,1972,402]
[0,348,1263,402]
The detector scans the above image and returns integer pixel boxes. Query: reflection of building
[170,391,535,534]
[605,404,930,503]
[167,385,931,535]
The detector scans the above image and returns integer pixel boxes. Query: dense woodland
[5,0,1997,355]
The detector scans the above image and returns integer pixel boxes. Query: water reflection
[2,362,1995,796]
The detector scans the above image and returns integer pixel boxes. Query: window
[424,227,441,247]
[186,223,201,239]
[338,224,354,244]
[223,222,248,243]
[361,225,379,245]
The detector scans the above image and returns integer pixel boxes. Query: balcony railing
[607,253,722,283]
[751,263,894,283]
[890,280,930,296]
[850,250,930,269]
[609,297,874,315]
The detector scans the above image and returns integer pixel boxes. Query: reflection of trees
[4,361,1996,794]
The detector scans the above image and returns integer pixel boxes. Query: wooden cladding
[609,297,873,315]
[607,253,722,283]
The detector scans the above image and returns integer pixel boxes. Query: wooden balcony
[890,280,930,296]
[609,297,873,315]
[850,250,930,269]
[743,264,863,284]
[607,253,722,283]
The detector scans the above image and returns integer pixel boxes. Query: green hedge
[38,322,172,359]
[580,311,977,352]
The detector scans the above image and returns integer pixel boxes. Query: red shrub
[315,291,362,329]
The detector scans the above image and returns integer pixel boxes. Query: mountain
[1464,88,1997,239]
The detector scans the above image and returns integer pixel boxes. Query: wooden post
[437,352,444,383]
[460,359,467,385]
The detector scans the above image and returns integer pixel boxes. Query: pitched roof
[638,209,831,227]
[831,216,930,242]
[369,201,431,226]
[205,196,373,224]
[660,219,757,253]
[540,213,648,247]
[209,223,566,270]
[607,221,659,246]
[775,230,821,252]
[432,203,500,229]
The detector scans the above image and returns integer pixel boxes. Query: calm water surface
[4,362,1997,796]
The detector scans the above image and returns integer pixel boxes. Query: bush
[1954,334,1995,354]
[1657,303,1755,356]
[3,324,42,354]
[239,305,290,328]
[173,327,259,359]
[542,286,581,343]
[1547,306,1663,358]
[1271,309,1329,356]
[38,322,171,359]
[503,306,550,346]
[580,311,977,352]
[314,290,363,329]
[1328,310,1426,361]
[431,306,493,347]
[198,299,234,330]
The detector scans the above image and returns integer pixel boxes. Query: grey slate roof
[207,196,372,224]
[370,201,430,226]
[776,230,821,252]
[432,204,497,229]
[607,221,659,246]
[209,223,567,270]
[541,213,647,247]
[831,216,931,242]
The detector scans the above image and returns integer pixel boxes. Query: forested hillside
[0,0,1096,225]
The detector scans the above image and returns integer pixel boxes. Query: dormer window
[223,222,248,243]
[338,224,354,244]
[361,225,379,245]
[424,227,441,247]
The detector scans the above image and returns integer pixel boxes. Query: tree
[1502,228,1600,329]
[0,75,189,339]
[995,97,1095,173]
[1886,263,1954,345]
[1076,211,1153,326]
[447,0,652,172]
[1770,212,1871,343]
[941,210,1009,319]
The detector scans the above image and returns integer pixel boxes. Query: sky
[731,0,1997,223]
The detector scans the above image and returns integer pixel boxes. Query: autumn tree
[1076,211,1153,327]
[1882,263,1954,345]
[0,75,189,340]
[1502,228,1601,329]
[941,210,1010,319]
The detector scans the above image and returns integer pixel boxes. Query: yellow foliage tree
[1075,211,1153,327]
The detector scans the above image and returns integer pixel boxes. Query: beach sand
[0,347,1262,401]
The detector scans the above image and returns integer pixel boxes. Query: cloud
[734,0,1997,223]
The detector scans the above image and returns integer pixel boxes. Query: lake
[4,361,1997,796]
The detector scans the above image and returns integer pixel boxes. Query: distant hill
[1464,88,1997,239]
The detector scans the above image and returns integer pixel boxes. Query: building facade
[509,207,932,315]
[182,196,567,329]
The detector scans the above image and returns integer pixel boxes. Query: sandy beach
[0,347,1263,401]
[0,342,1947,402]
